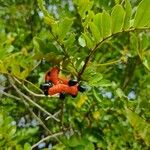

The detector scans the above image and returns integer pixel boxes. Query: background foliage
[0,0,150,149]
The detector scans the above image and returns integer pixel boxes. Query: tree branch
[77,27,150,81]
[0,88,55,136]
[9,76,60,122]
[31,132,63,149]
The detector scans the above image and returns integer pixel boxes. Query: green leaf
[33,37,46,52]
[125,108,150,146]
[64,33,76,49]
[82,32,94,48]
[116,88,126,98]
[93,13,103,40]
[37,0,55,24]
[86,143,95,150]
[44,16,56,25]
[68,135,81,147]
[58,17,74,40]
[143,56,150,71]
[130,32,138,56]
[20,69,29,79]
[89,22,101,43]
[0,61,7,73]
[102,11,111,38]
[74,0,94,18]
[134,0,150,28]
[123,0,132,29]
[8,126,16,137]
[24,143,31,150]
[111,4,125,33]
[82,10,95,28]
[97,79,112,87]
[93,88,102,103]
[140,34,149,51]
[78,36,86,47]
[88,73,103,86]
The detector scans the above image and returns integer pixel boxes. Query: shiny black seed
[68,80,78,86]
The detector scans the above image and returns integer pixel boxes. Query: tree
[0,0,150,149]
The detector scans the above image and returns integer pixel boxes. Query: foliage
[0,0,150,149]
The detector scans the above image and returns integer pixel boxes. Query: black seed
[68,80,78,86]
[44,90,48,96]
[59,93,66,100]
[71,94,77,98]
[78,85,86,92]
[47,71,51,76]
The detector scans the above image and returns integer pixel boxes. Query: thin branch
[77,27,150,81]
[46,109,61,120]
[9,76,60,122]
[13,77,59,98]
[31,132,63,149]
[0,89,21,101]
[60,101,65,130]
[31,60,41,71]
[29,108,52,134]
[0,88,56,136]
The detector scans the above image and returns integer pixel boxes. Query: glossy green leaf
[134,0,150,28]
[89,22,101,43]
[111,4,125,33]
[82,32,94,48]
[93,13,103,39]
[123,0,132,29]
[102,10,111,38]
[74,0,93,18]
[58,17,74,40]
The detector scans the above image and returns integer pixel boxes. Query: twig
[31,60,41,71]
[31,132,63,149]
[0,89,21,101]
[0,89,56,136]
[13,77,59,98]
[46,109,61,120]
[9,76,60,122]
[60,101,65,130]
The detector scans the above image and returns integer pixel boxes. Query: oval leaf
[102,10,111,38]
[111,4,125,33]
[134,0,150,28]
[123,0,132,29]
